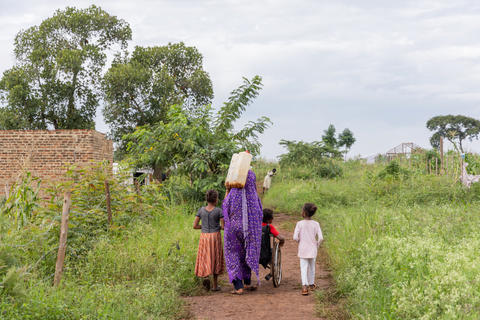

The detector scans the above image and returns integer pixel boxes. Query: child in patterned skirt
[193,189,225,291]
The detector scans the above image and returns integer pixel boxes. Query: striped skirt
[195,232,225,277]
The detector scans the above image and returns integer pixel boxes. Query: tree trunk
[54,192,71,287]
[459,139,464,154]
[66,70,79,127]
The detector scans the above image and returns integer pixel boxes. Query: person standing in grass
[262,168,276,193]
[293,203,323,296]
[193,189,225,291]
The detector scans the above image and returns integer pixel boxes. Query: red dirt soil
[184,213,341,320]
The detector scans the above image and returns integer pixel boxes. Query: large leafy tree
[102,43,213,142]
[0,6,131,129]
[124,76,270,195]
[426,115,480,153]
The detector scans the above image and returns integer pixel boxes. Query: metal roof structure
[386,142,422,159]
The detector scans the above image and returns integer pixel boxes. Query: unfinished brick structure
[0,130,113,193]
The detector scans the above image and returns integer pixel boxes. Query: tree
[102,43,213,143]
[338,128,356,159]
[0,6,131,129]
[278,140,343,178]
[278,140,332,166]
[124,76,270,196]
[426,115,480,153]
[322,124,337,148]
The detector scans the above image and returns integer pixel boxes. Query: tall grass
[263,160,480,319]
[0,163,202,319]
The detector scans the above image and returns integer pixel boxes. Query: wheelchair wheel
[272,239,282,287]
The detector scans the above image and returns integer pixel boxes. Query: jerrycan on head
[225,151,253,189]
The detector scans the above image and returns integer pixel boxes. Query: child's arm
[193,216,201,229]
[270,225,285,246]
[316,223,324,246]
[220,218,225,230]
[293,223,300,242]
[276,234,285,246]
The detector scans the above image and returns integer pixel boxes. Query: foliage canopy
[124,76,270,197]
[0,5,132,130]
[427,115,480,153]
[102,43,213,142]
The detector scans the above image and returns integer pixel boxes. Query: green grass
[263,160,480,319]
[0,205,200,320]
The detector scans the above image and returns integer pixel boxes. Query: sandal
[230,289,243,295]
[309,284,317,291]
[211,286,221,292]
[301,286,309,296]
[244,285,257,291]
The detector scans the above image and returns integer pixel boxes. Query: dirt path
[184,213,342,320]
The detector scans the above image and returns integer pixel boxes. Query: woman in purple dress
[223,170,263,294]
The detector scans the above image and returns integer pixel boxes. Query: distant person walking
[223,170,263,294]
[193,189,224,291]
[293,203,323,296]
[263,168,276,193]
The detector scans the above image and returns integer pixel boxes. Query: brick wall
[0,130,113,193]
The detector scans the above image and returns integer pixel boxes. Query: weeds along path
[184,213,343,320]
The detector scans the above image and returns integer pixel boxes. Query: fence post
[105,180,112,225]
[4,183,8,199]
[445,154,448,176]
[440,137,444,174]
[54,191,71,287]
[134,179,142,204]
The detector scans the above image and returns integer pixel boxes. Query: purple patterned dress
[223,170,263,284]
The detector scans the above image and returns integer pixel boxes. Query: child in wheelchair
[260,208,285,280]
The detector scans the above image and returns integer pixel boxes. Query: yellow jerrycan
[225,151,252,189]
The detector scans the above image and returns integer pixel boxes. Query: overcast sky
[2,0,480,160]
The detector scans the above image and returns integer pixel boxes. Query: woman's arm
[220,218,225,230]
[193,216,201,229]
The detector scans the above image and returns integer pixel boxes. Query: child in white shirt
[293,203,323,296]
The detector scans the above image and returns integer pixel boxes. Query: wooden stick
[440,137,444,174]
[54,191,71,287]
[134,179,142,204]
[445,155,448,176]
[105,180,112,225]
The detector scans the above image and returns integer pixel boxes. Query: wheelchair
[262,235,282,287]
[270,237,282,287]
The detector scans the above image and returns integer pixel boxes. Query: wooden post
[105,180,112,225]
[54,192,71,287]
[4,183,9,199]
[435,158,438,175]
[428,160,431,175]
[445,154,448,176]
[440,137,444,174]
[134,179,142,204]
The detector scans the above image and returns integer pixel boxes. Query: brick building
[0,130,113,193]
